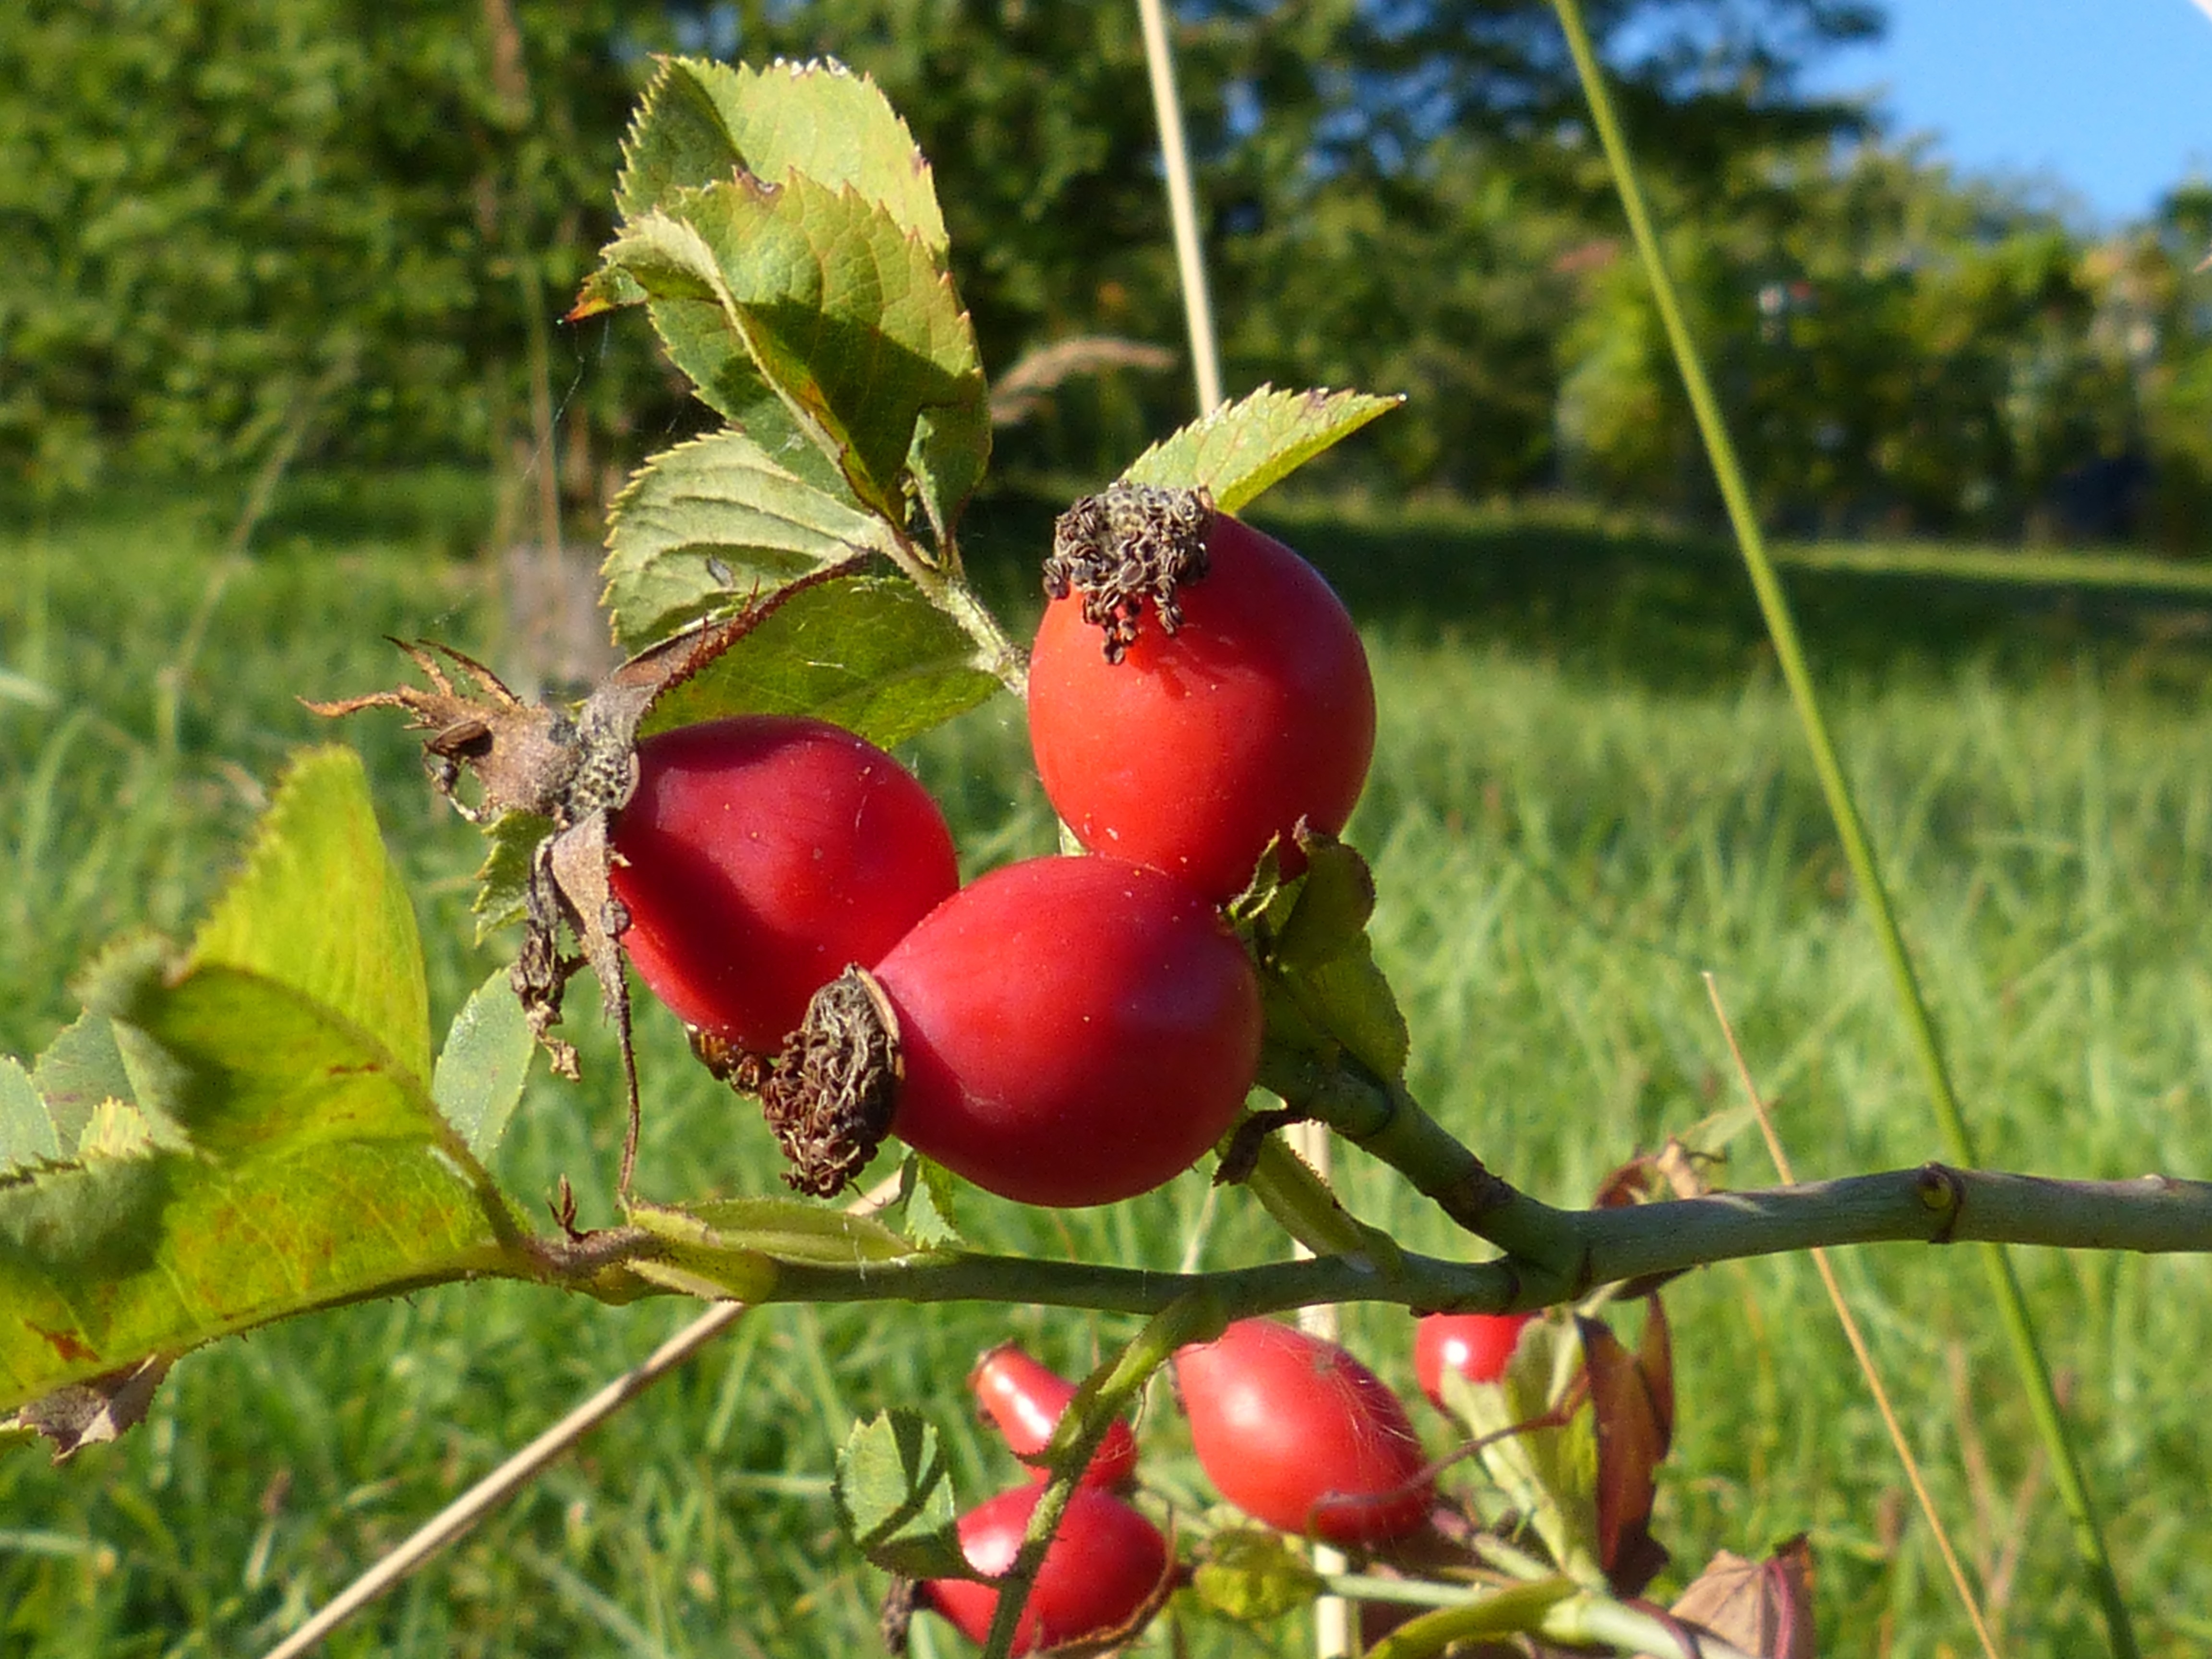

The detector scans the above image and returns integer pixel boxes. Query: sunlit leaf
[472,810,550,941]
[615,57,948,256]
[898,1155,964,1250]
[601,428,894,649]
[1120,385,1403,512]
[1245,836,1409,1082]
[0,1060,59,1175]
[1191,1529,1323,1621]
[834,1408,972,1580]
[0,750,523,1417]
[432,969,535,1159]
[28,1013,136,1154]
[603,176,985,524]
[637,575,1001,750]
[189,746,433,1087]
[1447,1315,1604,1589]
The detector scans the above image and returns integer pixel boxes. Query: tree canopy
[4,0,2204,541]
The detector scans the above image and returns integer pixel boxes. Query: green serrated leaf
[601,428,894,649]
[432,970,534,1159]
[606,176,985,523]
[473,810,551,941]
[1238,1134,1375,1260]
[898,1155,963,1250]
[640,299,853,497]
[834,1408,971,1581]
[0,1059,60,1175]
[1121,385,1403,512]
[0,1100,515,1416]
[907,380,992,543]
[29,1013,136,1154]
[189,747,433,1088]
[0,752,524,1416]
[74,1100,154,1162]
[637,575,1000,750]
[617,58,948,257]
[1191,1528,1326,1621]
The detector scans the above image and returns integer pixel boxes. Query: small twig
[1703,974,2001,1659]
[260,1172,903,1659]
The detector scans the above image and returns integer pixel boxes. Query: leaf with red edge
[1670,1535,1817,1658]
[1579,1312,1671,1597]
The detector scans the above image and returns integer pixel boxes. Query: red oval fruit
[875,855,1261,1207]
[1414,1312,1534,1408]
[608,715,958,1054]
[923,1483,1169,1654]
[1029,505,1377,901]
[971,1344,1140,1490]
[1175,1318,1431,1545]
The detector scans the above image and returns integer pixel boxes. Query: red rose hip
[608,715,957,1055]
[1414,1312,1535,1408]
[971,1343,1140,1489]
[923,1483,1169,1654]
[1029,490,1377,901]
[874,855,1262,1206]
[1175,1318,1432,1545]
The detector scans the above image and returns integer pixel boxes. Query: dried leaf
[1580,1314,1671,1596]
[11,1355,171,1461]
[1671,1535,1817,1658]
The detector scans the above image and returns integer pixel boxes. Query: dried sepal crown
[1043,483,1214,663]
[302,639,577,822]
[760,965,904,1199]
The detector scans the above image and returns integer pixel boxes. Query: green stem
[886,527,1029,697]
[1545,3,2137,1652]
[979,1292,1222,1659]
[538,1164,2212,1317]
[1256,1046,1583,1275]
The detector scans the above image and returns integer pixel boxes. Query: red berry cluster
[610,488,1375,1207]
[909,1314,1533,1653]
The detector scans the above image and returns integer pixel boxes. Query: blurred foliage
[4,0,2206,543]
[1557,145,2212,544]
[0,0,660,500]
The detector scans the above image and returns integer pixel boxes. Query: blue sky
[1803,0,2212,227]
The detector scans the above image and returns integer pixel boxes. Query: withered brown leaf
[9,1355,173,1461]
[1670,1535,1817,1658]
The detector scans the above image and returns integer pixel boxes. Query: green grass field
[5,483,2212,1657]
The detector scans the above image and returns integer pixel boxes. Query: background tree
[0,0,649,502]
